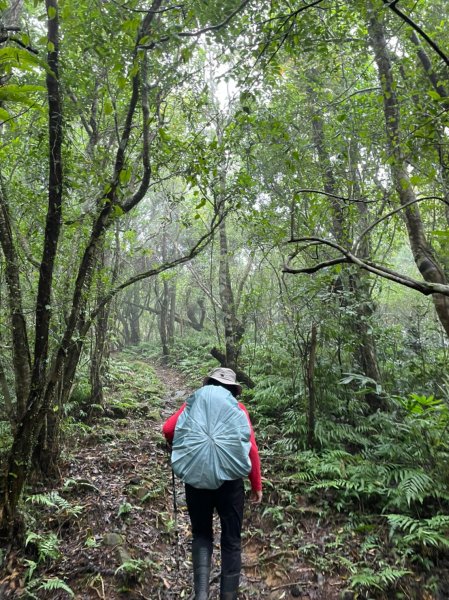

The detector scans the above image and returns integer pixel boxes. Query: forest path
[143,359,344,600]
[1,354,345,599]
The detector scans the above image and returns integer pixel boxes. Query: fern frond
[386,513,449,550]
[39,578,74,597]
[349,566,410,591]
[392,470,434,505]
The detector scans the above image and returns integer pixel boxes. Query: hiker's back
[171,385,251,489]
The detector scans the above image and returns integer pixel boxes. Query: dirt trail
[0,357,345,599]
[145,361,343,600]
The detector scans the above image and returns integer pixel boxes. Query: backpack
[171,385,251,489]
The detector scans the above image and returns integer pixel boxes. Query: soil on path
[0,356,346,599]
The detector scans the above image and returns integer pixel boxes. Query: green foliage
[279,399,449,514]
[1,1,449,598]
[25,532,60,563]
[105,355,160,397]
[69,380,92,408]
[38,578,74,597]
[168,338,216,382]
[26,577,75,598]
[84,536,100,548]
[117,501,133,518]
[386,514,449,552]
[115,558,149,581]
[348,565,411,593]
[26,491,83,520]
[0,47,49,77]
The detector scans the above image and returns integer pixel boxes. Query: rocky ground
[0,355,347,599]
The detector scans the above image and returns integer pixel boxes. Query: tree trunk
[218,216,244,370]
[157,230,177,360]
[155,238,170,360]
[307,78,384,411]
[90,306,108,407]
[409,31,449,248]
[1,2,162,535]
[0,175,31,421]
[168,282,176,347]
[210,347,255,388]
[128,289,142,345]
[368,7,449,338]
[158,280,170,361]
[0,359,13,424]
[306,323,318,450]
[2,0,23,28]
[349,143,385,410]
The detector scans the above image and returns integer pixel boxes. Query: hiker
[163,367,262,600]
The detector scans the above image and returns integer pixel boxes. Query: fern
[38,578,74,597]
[26,491,83,518]
[23,559,37,582]
[115,560,144,576]
[349,566,411,592]
[391,469,434,506]
[386,513,449,550]
[25,532,60,562]
[27,492,60,508]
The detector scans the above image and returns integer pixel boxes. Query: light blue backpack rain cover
[171,385,251,489]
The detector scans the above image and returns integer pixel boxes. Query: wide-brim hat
[203,367,242,394]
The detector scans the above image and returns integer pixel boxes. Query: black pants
[185,479,245,576]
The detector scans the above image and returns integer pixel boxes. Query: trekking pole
[171,466,180,573]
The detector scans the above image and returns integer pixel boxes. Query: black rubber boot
[192,543,212,600]
[220,572,240,600]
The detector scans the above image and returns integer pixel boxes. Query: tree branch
[178,0,251,37]
[31,0,64,389]
[284,236,449,297]
[138,0,252,48]
[0,35,39,54]
[294,188,371,203]
[354,195,448,254]
[122,53,154,213]
[83,217,221,334]
[382,0,449,68]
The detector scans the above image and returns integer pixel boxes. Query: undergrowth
[251,367,449,598]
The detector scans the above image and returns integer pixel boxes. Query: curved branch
[284,236,449,297]
[138,0,252,48]
[285,256,350,274]
[178,0,251,37]
[122,53,153,213]
[382,0,449,68]
[0,35,39,54]
[294,188,373,203]
[354,195,448,254]
[83,218,221,334]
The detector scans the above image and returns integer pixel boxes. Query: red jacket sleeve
[162,403,186,443]
[239,402,262,492]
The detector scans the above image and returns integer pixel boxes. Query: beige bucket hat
[203,367,242,394]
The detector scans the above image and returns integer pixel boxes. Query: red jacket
[163,400,262,492]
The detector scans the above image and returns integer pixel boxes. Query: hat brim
[203,375,242,394]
